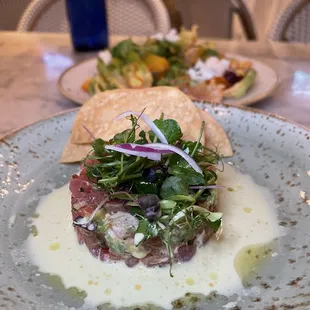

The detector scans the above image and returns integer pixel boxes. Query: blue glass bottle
[65,0,109,52]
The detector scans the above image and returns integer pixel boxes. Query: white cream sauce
[26,164,281,309]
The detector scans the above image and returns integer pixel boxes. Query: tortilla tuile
[198,109,233,157]
[60,109,232,163]
[60,137,92,164]
[60,87,232,163]
[70,87,203,145]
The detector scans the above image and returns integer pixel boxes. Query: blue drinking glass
[65,0,109,52]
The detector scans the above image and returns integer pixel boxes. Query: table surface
[0,32,309,138]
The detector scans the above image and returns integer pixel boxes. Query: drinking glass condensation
[65,0,109,51]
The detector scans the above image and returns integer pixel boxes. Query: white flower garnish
[98,50,112,65]
[151,28,179,43]
[164,28,179,43]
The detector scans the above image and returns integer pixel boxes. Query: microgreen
[82,111,223,276]
[149,119,183,144]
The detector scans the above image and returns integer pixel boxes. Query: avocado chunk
[223,68,257,99]
[96,57,127,89]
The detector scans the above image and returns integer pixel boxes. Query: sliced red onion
[105,143,172,161]
[147,143,203,174]
[112,143,172,154]
[106,143,202,174]
[116,111,168,144]
[82,124,96,140]
[190,185,226,189]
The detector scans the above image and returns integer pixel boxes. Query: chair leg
[231,0,257,40]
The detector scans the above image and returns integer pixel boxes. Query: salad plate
[0,99,309,310]
[58,27,278,107]
[58,56,278,107]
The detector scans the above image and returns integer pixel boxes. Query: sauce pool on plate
[26,164,281,309]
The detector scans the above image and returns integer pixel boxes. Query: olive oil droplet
[234,242,273,284]
[243,207,253,213]
[49,242,60,251]
[186,278,195,286]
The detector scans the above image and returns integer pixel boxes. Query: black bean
[142,168,157,183]
[137,194,159,210]
[223,70,243,85]
[145,205,159,221]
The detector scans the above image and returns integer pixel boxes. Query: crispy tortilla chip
[198,109,233,157]
[60,137,92,163]
[183,111,204,142]
[61,88,233,163]
[71,87,203,145]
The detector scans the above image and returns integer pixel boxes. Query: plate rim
[57,58,94,105]
[0,108,78,143]
[57,55,280,107]
[1,102,309,146]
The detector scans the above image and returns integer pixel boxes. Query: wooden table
[0,32,309,138]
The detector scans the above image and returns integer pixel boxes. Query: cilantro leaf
[202,48,220,59]
[180,140,203,155]
[110,129,135,144]
[144,40,180,58]
[135,130,148,144]
[208,218,222,231]
[111,39,137,59]
[168,166,204,185]
[134,219,158,246]
[134,180,159,195]
[130,206,145,217]
[205,212,222,231]
[160,176,189,199]
[92,138,106,157]
[149,119,183,144]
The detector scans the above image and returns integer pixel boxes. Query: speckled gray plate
[0,103,309,310]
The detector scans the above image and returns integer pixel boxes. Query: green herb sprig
[83,113,223,276]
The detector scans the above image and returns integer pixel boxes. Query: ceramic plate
[0,103,309,310]
[58,55,278,106]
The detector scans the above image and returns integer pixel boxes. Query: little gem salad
[70,110,224,275]
[81,26,257,103]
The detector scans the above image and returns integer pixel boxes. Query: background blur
[0,0,301,41]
